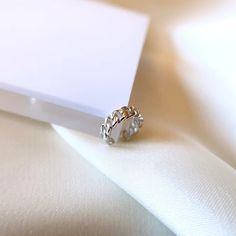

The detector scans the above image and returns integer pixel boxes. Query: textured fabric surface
[0,112,174,236]
[54,116,236,236]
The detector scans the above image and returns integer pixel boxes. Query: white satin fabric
[0,112,173,236]
[54,0,236,235]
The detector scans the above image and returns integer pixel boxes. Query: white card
[0,0,149,136]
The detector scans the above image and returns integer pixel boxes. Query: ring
[100,106,144,145]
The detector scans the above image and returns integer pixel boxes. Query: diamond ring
[100,106,144,145]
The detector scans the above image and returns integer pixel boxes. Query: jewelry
[100,106,144,145]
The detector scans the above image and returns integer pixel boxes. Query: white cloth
[0,112,173,236]
[54,1,236,235]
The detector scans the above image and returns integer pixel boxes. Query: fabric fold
[53,123,236,236]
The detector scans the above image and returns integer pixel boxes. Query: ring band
[100,106,144,145]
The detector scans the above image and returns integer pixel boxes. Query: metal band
[100,106,144,145]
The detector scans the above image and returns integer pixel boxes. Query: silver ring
[100,106,144,145]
